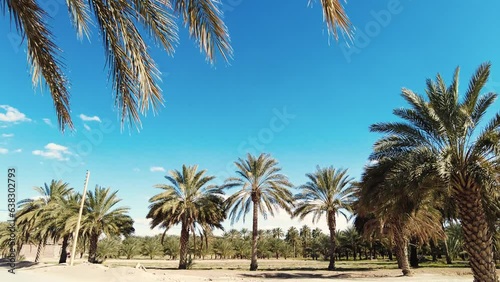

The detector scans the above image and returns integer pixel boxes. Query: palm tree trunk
[178,222,190,269]
[457,187,498,282]
[250,199,259,271]
[88,232,99,263]
[34,239,45,263]
[327,211,336,271]
[409,237,419,268]
[393,227,411,276]
[58,235,70,264]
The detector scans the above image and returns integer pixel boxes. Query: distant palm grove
[1,64,499,281]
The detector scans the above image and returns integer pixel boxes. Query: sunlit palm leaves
[293,166,355,270]
[368,63,499,281]
[3,0,353,131]
[147,164,226,269]
[223,153,293,271]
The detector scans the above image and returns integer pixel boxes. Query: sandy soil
[0,260,479,282]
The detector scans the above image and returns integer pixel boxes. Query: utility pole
[70,170,90,266]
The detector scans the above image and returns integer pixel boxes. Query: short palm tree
[285,226,300,258]
[224,153,294,271]
[293,166,354,270]
[4,0,351,131]
[146,165,226,269]
[370,63,499,282]
[77,186,134,263]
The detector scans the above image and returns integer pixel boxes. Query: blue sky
[1,0,500,235]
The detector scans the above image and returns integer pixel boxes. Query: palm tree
[369,63,499,282]
[4,0,351,131]
[285,227,300,258]
[293,166,354,270]
[357,155,445,275]
[16,180,73,263]
[272,228,284,239]
[342,226,361,260]
[77,186,134,263]
[147,165,226,269]
[224,153,294,271]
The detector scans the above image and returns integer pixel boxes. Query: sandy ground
[0,259,481,282]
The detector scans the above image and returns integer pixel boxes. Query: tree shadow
[0,258,39,269]
[239,272,367,280]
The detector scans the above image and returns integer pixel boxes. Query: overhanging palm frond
[7,0,72,130]
[172,0,232,62]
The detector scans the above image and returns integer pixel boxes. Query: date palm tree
[370,63,499,282]
[293,166,355,270]
[3,0,351,131]
[357,156,444,276]
[147,165,226,269]
[285,226,300,258]
[77,186,134,263]
[16,180,73,263]
[224,153,294,271]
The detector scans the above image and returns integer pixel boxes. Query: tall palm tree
[77,186,134,263]
[224,153,294,271]
[293,166,354,270]
[3,0,351,131]
[16,180,73,263]
[147,165,226,269]
[370,63,499,282]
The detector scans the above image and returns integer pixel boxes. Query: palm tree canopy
[147,165,226,239]
[224,153,294,224]
[294,166,355,223]
[370,63,500,196]
[4,0,352,131]
[78,186,134,238]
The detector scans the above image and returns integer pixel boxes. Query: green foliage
[141,236,163,259]
[97,237,121,261]
[120,236,141,259]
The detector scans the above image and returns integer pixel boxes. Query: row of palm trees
[146,63,500,282]
[146,156,355,270]
[0,181,134,264]
[91,224,479,263]
[0,63,497,281]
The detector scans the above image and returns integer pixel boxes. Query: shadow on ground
[0,258,40,269]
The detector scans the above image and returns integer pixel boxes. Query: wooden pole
[70,170,90,266]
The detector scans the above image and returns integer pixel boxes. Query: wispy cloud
[0,105,31,123]
[32,143,72,161]
[0,148,8,154]
[133,168,141,172]
[150,166,166,173]
[42,118,54,127]
[12,149,22,153]
[1,133,13,138]
[79,114,101,123]
[83,124,91,131]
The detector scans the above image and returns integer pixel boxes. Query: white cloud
[2,133,14,138]
[79,114,101,123]
[0,148,8,154]
[150,166,166,173]
[32,143,72,161]
[42,118,54,127]
[0,105,31,123]
[12,149,22,153]
[83,124,91,131]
